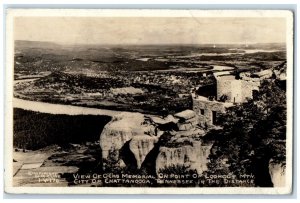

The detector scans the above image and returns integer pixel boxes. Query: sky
[14,17,286,45]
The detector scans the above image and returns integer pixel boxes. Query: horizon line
[15,39,286,46]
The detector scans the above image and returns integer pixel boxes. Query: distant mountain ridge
[14,40,286,73]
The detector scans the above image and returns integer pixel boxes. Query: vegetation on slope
[13,108,111,150]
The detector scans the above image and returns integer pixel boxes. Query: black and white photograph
[4,9,293,194]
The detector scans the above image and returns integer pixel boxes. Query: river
[154,65,234,73]
[13,98,120,117]
[14,78,39,84]
[14,76,122,116]
[13,65,234,116]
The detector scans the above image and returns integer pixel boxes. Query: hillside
[14,40,286,73]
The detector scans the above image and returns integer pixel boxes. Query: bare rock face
[129,135,158,169]
[156,140,213,175]
[100,112,146,163]
[174,110,199,131]
[269,161,286,187]
[100,109,208,173]
[171,128,205,140]
[174,110,196,120]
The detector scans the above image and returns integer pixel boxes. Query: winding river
[13,65,233,116]
[13,97,120,117]
[13,76,123,116]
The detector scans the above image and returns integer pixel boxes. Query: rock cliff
[269,161,286,187]
[99,112,146,163]
[156,140,213,174]
[129,135,158,169]
[99,109,210,174]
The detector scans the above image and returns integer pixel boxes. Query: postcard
[4,9,293,194]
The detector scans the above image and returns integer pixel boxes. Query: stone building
[192,93,233,127]
[192,71,261,127]
[215,72,260,103]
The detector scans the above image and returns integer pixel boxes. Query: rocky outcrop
[100,112,158,169]
[149,115,178,125]
[171,128,205,141]
[174,110,196,120]
[99,109,209,173]
[100,112,146,163]
[129,135,158,169]
[156,140,213,175]
[269,161,286,187]
[174,110,198,131]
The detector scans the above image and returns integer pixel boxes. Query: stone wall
[192,98,226,127]
[216,76,260,103]
[216,76,234,101]
[241,80,260,102]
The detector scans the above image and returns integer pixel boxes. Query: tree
[206,79,286,187]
